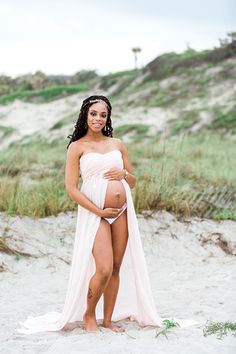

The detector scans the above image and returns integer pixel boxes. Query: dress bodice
[79,149,124,180]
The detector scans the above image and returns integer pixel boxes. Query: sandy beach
[0,210,235,354]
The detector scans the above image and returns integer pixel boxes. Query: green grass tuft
[155,319,180,339]
[203,320,236,340]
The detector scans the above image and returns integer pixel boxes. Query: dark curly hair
[67,95,113,148]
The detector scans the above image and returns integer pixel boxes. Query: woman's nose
[94,115,104,121]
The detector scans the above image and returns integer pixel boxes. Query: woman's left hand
[103,167,124,181]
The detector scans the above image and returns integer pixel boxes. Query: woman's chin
[91,128,104,133]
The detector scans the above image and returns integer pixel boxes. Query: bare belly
[103,180,126,209]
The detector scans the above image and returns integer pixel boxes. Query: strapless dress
[17,149,197,334]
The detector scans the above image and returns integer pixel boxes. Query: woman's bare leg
[83,219,113,332]
[102,210,128,332]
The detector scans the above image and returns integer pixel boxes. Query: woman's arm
[65,142,126,219]
[120,140,136,189]
[103,140,136,188]
[65,142,104,217]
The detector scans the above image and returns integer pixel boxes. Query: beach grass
[203,320,236,340]
[0,132,235,219]
[130,132,236,218]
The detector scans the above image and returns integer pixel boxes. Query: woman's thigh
[111,210,128,265]
[92,219,113,273]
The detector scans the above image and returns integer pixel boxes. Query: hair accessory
[89,99,106,104]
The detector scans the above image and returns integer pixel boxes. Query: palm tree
[132,47,142,70]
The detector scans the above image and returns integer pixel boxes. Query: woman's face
[87,102,108,132]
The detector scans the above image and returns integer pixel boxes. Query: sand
[0,210,235,354]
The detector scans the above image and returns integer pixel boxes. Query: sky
[0,0,235,77]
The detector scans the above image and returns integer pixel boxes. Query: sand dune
[0,210,235,353]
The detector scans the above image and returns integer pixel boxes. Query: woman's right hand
[99,207,121,218]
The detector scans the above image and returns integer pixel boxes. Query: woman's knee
[97,266,112,283]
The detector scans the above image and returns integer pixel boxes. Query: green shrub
[0,83,88,105]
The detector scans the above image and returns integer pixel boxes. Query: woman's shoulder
[110,137,124,146]
[111,137,126,150]
[109,138,128,156]
[67,140,84,157]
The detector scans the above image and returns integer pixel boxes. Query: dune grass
[129,132,235,216]
[203,320,236,340]
[0,175,75,218]
[0,132,235,219]
[0,83,88,105]
[0,137,75,217]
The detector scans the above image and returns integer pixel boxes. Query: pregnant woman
[64,95,163,333]
[17,95,164,335]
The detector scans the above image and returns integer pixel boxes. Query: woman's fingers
[104,208,121,217]
[110,208,121,214]
[103,168,123,180]
[103,172,114,177]
[104,175,116,180]
[103,173,121,180]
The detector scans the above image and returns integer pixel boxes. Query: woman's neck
[85,130,106,142]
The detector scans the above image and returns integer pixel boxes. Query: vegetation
[0,125,16,137]
[0,131,235,220]
[144,40,236,81]
[207,106,236,134]
[129,132,236,219]
[99,69,136,91]
[169,110,201,135]
[155,319,180,339]
[0,83,89,105]
[114,123,150,138]
[50,114,76,130]
[0,69,97,95]
[203,320,236,340]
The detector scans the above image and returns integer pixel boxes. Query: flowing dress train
[17,149,197,334]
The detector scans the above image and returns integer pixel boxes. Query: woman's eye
[89,111,106,118]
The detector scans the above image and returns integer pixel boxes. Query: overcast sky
[0,0,235,77]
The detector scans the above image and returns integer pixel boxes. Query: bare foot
[83,312,100,333]
[102,321,125,333]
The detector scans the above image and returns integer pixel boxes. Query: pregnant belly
[103,180,126,209]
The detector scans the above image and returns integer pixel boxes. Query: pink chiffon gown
[17,149,197,334]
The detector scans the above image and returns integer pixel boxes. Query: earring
[84,122,87,129]
[104,126,107,132]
